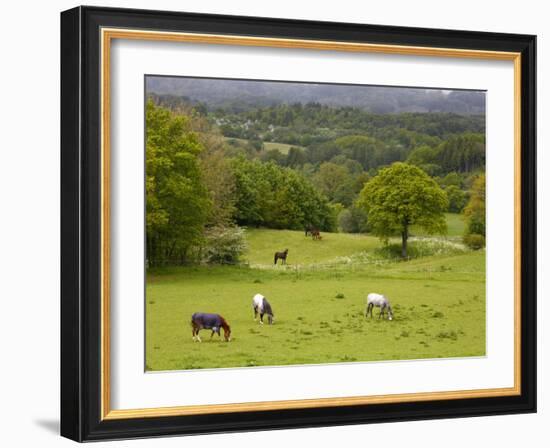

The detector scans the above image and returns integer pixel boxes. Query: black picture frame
[61,5,536,442]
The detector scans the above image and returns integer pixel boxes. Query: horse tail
[274,253,278,264]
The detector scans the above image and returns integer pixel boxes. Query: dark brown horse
[274,249,289,265]
[191,312,231,342]
[311,229,322,240]
[306,225,321,238]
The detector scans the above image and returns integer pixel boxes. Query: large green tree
[146,100,211,265]
[357,162,448,258]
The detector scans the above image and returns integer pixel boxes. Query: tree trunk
[401,225,409,259]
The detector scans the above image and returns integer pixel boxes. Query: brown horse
[191,312,231,342]
[274,249,289,265]
[306,225,322,238]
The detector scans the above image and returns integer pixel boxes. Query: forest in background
[146,83,486,266]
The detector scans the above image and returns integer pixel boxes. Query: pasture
[146,219,485,371]
[224,137,303,155]
[262,141,303,154]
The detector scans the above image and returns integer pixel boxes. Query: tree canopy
[145,99,211,265]
[231,157,336,231]
[356,162,448,257]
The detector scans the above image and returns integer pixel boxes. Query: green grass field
[262,141,302,154]
[224,137,302,155]
[245,229,380,266]
[146,216,485,371]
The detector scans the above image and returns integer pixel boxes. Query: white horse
[365,293,393,320]
[252,293,274,324]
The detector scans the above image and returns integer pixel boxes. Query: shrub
[202,226,248,264]
[374,237,467,260]
[463,233,485,250]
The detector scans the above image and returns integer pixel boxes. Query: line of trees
[232,157,337,231]
[213,102,485,145]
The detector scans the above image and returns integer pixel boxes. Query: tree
[445,185,468,213]
[407,144,440,166]
[464,173,486,237]
[186,115,238,228]
[231,157,272,227]
[356,162,448,258]
[260,149,286,165]
[199,149,236,227]
[437,133,485,173]
[406,145,442,176]
[285,147,306,167]
[439,171,464,189]
[145,100,211,265]
[313,162,348,202]
[230,157,335,231]
[339,206,369,233]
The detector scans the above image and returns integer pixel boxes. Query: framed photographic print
[60,6,536,442]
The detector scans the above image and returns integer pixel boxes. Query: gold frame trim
[100,28,522,420]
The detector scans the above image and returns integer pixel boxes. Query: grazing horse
[191,312,231,342]
[311,229,321,240]
[365,293,394,320]
[274,249,289,265]
[252,293,274,324]
[305,225,315,237]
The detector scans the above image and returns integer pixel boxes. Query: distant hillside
[146,76,485,115]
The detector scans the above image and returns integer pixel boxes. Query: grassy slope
[262,141,301,154]
[146,219,484,371]
[245,228,379,266]
[444,212,466,236]
[224,137,302,155]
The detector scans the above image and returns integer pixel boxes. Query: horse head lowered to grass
[191,312,231,342]
[252,293,275,324]
[365,293,394,321]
